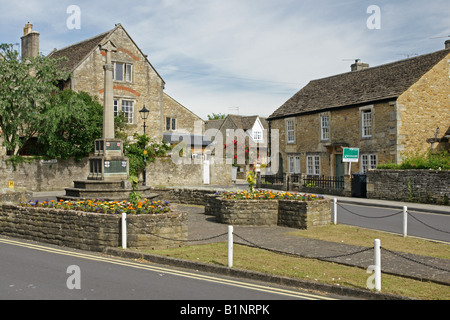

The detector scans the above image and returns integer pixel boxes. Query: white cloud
[1,0,449,119]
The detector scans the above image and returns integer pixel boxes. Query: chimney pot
[23,22,33,36]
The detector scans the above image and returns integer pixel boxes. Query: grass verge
[147,224,449,300]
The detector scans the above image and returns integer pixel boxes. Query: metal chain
[234,232,373,260]
[408,212,450,234]
[381,247,450,273]
[147,231,228,243]
[337,203,403,219]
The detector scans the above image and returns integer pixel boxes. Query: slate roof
[48,24,164,83]
[268,48,450,120]
[48,30,113,72]
[226,115,268,130]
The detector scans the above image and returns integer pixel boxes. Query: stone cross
[100,40,117,139]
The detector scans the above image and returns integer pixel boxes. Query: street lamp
[139,105,150,186]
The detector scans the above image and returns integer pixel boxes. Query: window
[307,155,320,176]
[253,130,262,141]
[114,99,134,124]
[286,119,295,143]
[166,117,177,131]
[361,154,377,173]
[113,62,133,82]
[288,155,301,174]
[320,114,330,140]
[362,109,373,138]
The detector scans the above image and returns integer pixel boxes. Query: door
[335,154,344,189]
[335,154,344,177]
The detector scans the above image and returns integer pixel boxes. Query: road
[336,203,450,243]
[0,236,341,304]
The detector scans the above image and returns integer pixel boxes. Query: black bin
[351,173,367,198]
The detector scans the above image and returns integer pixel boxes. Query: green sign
[343,148,359,163]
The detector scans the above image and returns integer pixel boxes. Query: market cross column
[86,39,129,182]
[100,40,116,139]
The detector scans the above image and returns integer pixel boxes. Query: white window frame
[286,119,295,143]
[114,99,135,124]
[307,155,320,176]
[361,154,377,173]
[320,114,330,141]
[361,108,373,138]
[253,130,262,141]
[113,62,133,82]
[288,155,301,174]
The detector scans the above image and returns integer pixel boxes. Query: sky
[1,0,449,120]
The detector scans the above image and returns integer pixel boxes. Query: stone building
[267,44,450,179]
[44,23,203,142]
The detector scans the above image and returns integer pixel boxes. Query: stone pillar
[100,40,117,139]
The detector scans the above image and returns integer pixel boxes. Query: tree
[0,44,69,155]
[207,113,226,120]
[38,90,103,161]
[124,133,171,177]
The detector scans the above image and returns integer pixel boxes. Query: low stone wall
[214,199,279,226]
[367,169,449,205]
[278,199,331,229]
[147,157,233,187]
[205,196,331,228]
[0,157,89,192]
[152,187,219,205]
[0,204,187,251]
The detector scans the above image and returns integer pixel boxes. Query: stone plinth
[205,195,332,229]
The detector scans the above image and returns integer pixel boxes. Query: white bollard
[403,206,408,238]
[122,212,127,249]
[374,239,381,292]
[334,198,338,225]
[228,226,234,268]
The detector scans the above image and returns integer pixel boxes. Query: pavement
[30,185,450,299]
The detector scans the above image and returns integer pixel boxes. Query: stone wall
[0,157,89,192]
[147,157,233,187]
[0,204,188,251]
[396,51,450,160]
[0,155,233,193]
[367,169,450,205]
[205,195,331,228]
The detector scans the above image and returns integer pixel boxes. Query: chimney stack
[21,22,40,59]
[445,39,450,49]
[351,59,369,71]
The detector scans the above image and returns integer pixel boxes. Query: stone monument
[88,40,129,182]
[59,40,155,201]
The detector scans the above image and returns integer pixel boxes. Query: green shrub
[377,150,449,170]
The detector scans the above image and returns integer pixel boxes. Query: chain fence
[142,220,450,275]
[336,203,450,235]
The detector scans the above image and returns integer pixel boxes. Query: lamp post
[139,105,150,186]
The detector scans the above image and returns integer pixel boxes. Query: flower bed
[217,190,325,201]
[20,199,172,215]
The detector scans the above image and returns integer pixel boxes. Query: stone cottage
[40,23,204,142]
[267,43,450,180]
